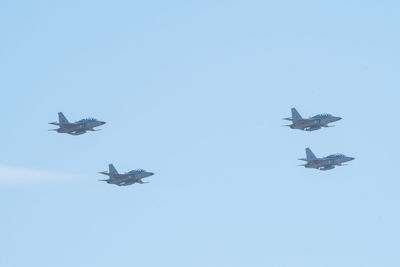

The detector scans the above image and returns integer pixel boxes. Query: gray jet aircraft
[99,164,154,186]
[298,147,354,171]
[49,112,106,135]
[283,108,341,131]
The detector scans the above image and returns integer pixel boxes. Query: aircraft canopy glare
[311,113,333,119]
[325,153,346,159]
[128,169,146,173]
[77,118,98,123]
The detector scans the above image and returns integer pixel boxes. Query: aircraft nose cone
[348,157,355,161]
[148,172,154,176]
[336,117,342,121]
[100,121,106,125]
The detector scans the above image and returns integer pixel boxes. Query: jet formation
[49,112,106,135]
[283,107,354,171]
[298,148,354,171]
[47,107,353,184]
[49,112,153,186]
[283,108,341,131]
[99,164,154,186]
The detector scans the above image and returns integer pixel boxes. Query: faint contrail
[0,164,79,183]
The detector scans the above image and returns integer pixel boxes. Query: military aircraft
[298,147,354,171]
[283,108,341,131]
[49,112,106,135]
[98,164,154,186]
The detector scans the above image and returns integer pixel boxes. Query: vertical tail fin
[306,148,317,160]
[291,108,302,120]
[109,164,119,175]
[58,112,69,124]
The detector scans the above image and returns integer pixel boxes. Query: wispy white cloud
[0,164,79,183]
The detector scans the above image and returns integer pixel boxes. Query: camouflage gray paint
[299,148,354,171]
[49,112,105,135]
[283,108,341,131]
[99,164,154,186]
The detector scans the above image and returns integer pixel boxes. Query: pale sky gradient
[1,1,399,266]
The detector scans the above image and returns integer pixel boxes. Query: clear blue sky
[1,1,399,266]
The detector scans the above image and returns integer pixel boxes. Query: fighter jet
[98,164,154,186]
[298,147,354,171]
[283,108,341,131]
[49,112,106,135]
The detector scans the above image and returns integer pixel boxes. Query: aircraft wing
[298,158,318,162]
[283,118,316,123]
[99,172,126,178]
[49,122,79,127]
[297,118,316,123]
[298,158,327,163]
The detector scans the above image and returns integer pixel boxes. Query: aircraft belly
[58,127,75,133]
[62,125,83,132]
[114,177,137,184]
[314,161,330,168]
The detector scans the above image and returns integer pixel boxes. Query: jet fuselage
[103,171,154,186]
[290,115,342,131]
[57,120,106,134]
[305,155,355,170]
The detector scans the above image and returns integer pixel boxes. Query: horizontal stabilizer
[50,122,78,126]
[99,171,113,176]
[98,179,109,182]
[298,158,321,162]
[284,118,315,123]
[99,171,123,178]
